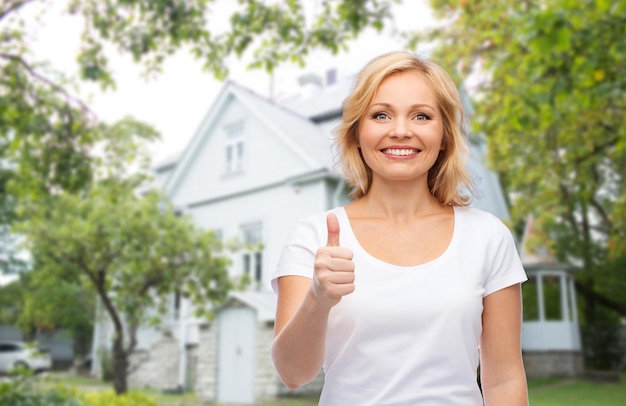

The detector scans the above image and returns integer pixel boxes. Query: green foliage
[0,279,22,324]
[416,0,626,316]
[0,374,81,406]
[18,180,235,321]
[0,373,156,406]
[17,274,95,356]
[0,54,97,199]
[67,0,393,80]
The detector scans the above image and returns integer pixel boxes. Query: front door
[216,306,256,404]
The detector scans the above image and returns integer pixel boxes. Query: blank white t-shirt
[272,206,527,406]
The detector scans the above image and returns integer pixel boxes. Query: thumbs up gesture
[312,213,355,309]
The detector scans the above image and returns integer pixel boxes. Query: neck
[355,179,445,222]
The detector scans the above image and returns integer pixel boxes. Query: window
[0,343,19,352]
[254,251,263,284]
[241,222,262,247]
[242,253,251,275]
[523,273,568,322]
[543,275,562,321]
[212,229,223,248]
[240,222,263,284]
[173,290,181,320]
[224,124,245,174]
[522,275,539,321]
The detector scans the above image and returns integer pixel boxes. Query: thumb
[326,213,340,247]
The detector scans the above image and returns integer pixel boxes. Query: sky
[0,0,438,286]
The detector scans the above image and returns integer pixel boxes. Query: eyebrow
[369,102,436,110]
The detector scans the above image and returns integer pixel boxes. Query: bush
[0,373,156,406]
[0,375,81,406]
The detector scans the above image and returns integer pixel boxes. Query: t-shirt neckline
[334,205,461,271]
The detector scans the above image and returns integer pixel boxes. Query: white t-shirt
[272,206,527,406]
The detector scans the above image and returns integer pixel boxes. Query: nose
[390,118,412,138]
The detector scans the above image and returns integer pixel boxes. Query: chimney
[326,68,337,86]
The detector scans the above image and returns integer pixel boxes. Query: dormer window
[224,123,245,174]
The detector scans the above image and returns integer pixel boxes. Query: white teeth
[382,148,418,156]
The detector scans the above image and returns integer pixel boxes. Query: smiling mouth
[381,148,420,156]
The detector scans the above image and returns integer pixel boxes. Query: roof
[284,76,354,120]
[519,215,575,270]
[231,82,334,170]
[153,151,182,172]
[227,290,277,322]
[159,79,337,196]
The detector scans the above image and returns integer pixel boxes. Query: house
[90,69,518,403]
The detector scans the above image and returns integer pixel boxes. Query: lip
[380,146,421,159]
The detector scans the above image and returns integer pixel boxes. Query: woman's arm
[271,276,331,388]
[480,283,529,406]
[271,213,355,389]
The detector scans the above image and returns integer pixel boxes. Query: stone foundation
[128,337,180,390]
[523,350,584,378]
[194,322,218,402]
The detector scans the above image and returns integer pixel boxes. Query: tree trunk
[112,334,128,395]
[91,275,132,395]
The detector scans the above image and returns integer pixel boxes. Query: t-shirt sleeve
[271,213,324,293]
[483,218,528,297]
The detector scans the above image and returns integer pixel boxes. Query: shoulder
[455,206,514,238]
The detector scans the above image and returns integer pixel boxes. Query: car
[0,341,52,374]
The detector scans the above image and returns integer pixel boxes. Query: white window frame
[224,123,245,175]
[240,222,263,284]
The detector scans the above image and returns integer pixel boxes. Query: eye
[372,112,389,120]
[415,113,431,121]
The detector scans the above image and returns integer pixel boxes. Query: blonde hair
[333,51,473,205]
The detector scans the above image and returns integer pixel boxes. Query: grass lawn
[43,372,626,405]
[528,373,626,406]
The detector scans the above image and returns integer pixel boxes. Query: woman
[271,51,528,405]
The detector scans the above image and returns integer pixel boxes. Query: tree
[16,117,240,394]
[19,183,236,394]
[411,0,626,317]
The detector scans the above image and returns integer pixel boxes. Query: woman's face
[357,70,444,187]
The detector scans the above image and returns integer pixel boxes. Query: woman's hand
[311,213,356,309]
